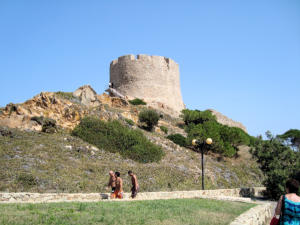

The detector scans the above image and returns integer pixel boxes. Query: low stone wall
[0,187,265,203]
[230,203,274,225]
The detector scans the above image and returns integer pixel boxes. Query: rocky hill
[0,85,263,193]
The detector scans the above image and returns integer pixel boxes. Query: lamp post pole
[192,138,212,190]
[200,143,205,190]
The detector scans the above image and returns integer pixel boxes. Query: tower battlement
[110,54,177,70]
[109,54,185,115]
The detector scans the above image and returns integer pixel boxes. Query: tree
[277,129,300,151]
[251,131,300,199]
[181,109,216,125]
[182,109,251,157]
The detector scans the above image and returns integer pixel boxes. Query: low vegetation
[124,118,134,126]
[31,116,57,133]
[160,126,168,134]
[167,133,187,147]
[138,109,160,131]
[128,98,146,105]
[0,126,263,193]
[0,198,255,225]
[54,91,74,100]
[72,117,164,163]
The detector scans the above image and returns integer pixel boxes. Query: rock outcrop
[0,92,86,130]
[0,85,248,134]
[209,109,247,133]
[73,85,101,107]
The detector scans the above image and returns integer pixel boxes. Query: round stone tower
[109,54,185,115]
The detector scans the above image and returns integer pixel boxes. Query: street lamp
[192,138,213,190]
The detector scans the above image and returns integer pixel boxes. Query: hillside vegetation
[0,125,263,193]
[0,88,264,193]
[71,117,164,163]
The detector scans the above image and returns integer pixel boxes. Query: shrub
[160,126,168,134]
[72,117,164,163]
[55,91,74,100]
[167,134,187,147]
[129,98,147,105]
[125,119,134,126]
[42,118,57,133]
[138,109,160,131]
[31,116,57,133]
[17,173,37,187]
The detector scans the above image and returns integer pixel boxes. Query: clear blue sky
[0,0,299,137]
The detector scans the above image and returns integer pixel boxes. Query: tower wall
[110,54,185,114]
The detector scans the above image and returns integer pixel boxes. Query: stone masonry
[110,54,185,115]
[0,187,265,203]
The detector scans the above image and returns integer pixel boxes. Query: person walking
[272,179,300,225]
[113,171,123,199]
[128,170,139,199]
[107,171,116,199]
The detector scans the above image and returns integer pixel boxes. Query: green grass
[0,198,255,225]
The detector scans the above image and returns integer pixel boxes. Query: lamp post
[192,138,213,190]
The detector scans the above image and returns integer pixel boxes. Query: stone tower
[109,54,185,115]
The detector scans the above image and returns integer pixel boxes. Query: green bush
[138,109,160,131]
[160,126,168,134]
[72,117,164,163]
[55,91,74,100]
[125,119,134,126]
[167,134,187,147]
[129,98,147,105]
[31,116,57,133]
[17,173,37,187]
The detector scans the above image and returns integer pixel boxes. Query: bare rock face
[98,93,128,108]
[73,85,101,107]
[209,109,247,133]
[0,92,86,131]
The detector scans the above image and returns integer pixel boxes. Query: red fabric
[270,216,279,225]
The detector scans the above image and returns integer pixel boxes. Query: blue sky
[0,0,299,137]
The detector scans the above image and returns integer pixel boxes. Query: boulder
[73,85,100,107]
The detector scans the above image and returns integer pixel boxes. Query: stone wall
[110,54,185,115]
[0,187,265,203]
[230,203,274,225]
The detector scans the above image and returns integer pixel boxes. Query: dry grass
[0,125,263,193]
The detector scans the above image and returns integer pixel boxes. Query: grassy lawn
[0,198,255,225]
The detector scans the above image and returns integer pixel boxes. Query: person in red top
[128,170,139,198]
[113,171,123,199]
